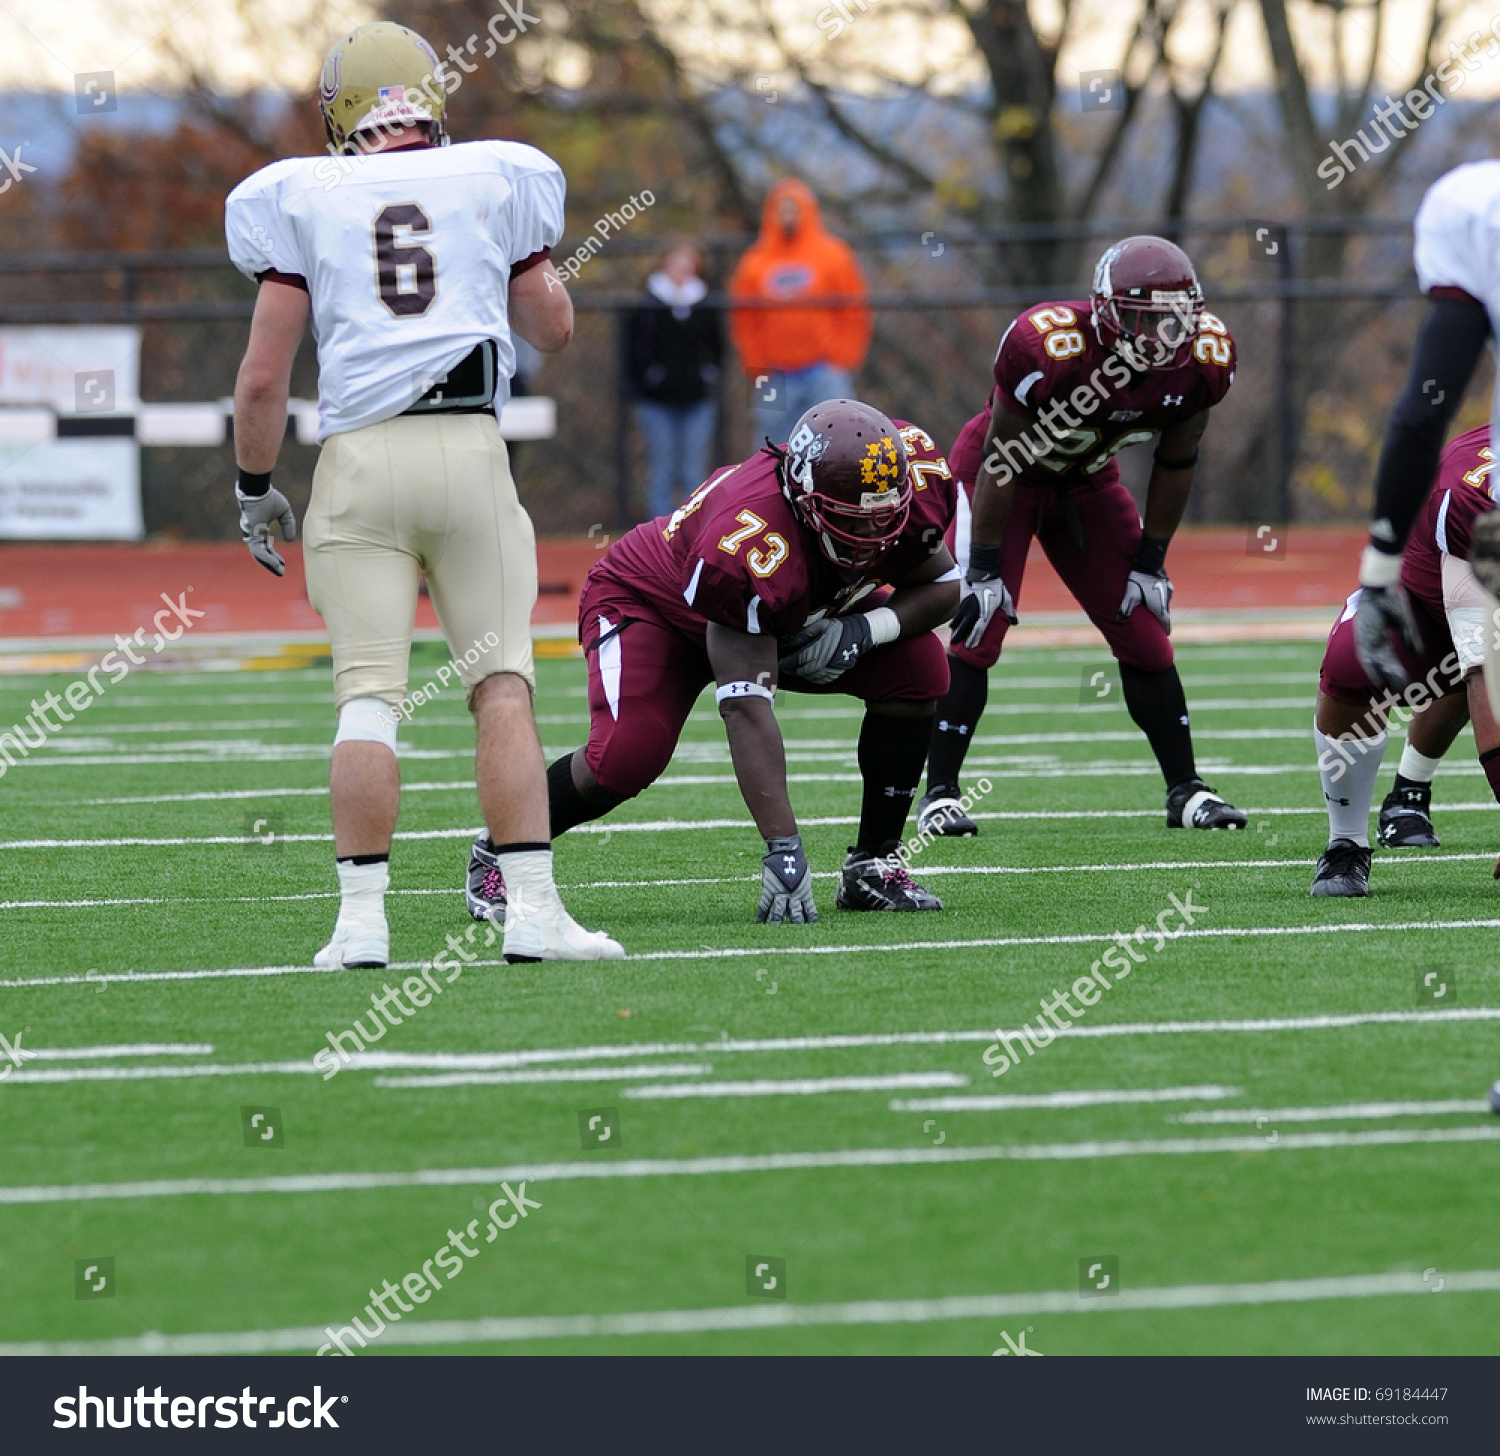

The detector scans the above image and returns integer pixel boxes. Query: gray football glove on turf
[235,481,297,577]
[1352,584,1421,691]
[756,834,818,924]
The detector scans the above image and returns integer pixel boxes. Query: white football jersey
[1413,160,1500,443]
[225,140,564,441]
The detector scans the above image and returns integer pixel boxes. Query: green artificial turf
[1,638,1498,1355]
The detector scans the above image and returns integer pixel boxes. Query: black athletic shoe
[464,832,508,925]
[1165,778,1247,829]
[836,850,943,911]
[1488,1080,1500,1115]
[917,787,978,838]
[1310,838,1371,897]
[1377,783,1439,847]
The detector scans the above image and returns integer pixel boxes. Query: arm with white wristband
[705,623,818,924]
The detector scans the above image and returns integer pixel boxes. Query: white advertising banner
[0,326,141,413]
[0,439,143,540]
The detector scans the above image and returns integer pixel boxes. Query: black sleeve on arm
[1369,293,1492,553]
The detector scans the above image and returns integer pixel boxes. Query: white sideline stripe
[892,1085,1239,1112]
[7,852,1500,914]
[27,1044,213,1061]
[373,1063,711,1089]
[621,1073,969,1099]
[10,1268,1500,1355]
[5,1126,1500,1207]
[0,1060,712,1087]
[1175,1100,1490,1125]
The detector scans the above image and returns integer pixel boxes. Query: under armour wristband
[1133,533,1170,576]
[236,468,272,499]
[968,543,1003,578]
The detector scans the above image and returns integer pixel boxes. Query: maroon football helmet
[1091,235,1204,370]
[774,400,911,570]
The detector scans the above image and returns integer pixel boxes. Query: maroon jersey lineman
[580,423,957,798]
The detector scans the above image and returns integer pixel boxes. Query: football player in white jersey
[1352,161,1500,694]
[225,21,623,967]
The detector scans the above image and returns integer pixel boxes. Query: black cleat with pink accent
[465,833,508,925]
[835,849,943,911]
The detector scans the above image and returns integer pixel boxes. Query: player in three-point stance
[225,22,622,966]
[465,400,960,924]
[1311,426,1500,896]
[916,235,1246,838]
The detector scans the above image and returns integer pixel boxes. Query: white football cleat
[313,917,389,970]
[500,884,624,963]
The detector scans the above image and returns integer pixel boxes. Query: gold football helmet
[317,22,449,153]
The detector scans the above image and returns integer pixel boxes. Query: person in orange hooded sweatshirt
[729,178,873,447]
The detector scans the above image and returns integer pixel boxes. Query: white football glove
[1117,569,1174,634]
[236,482,297,577]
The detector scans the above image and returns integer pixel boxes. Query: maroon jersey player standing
[464,400,961,924]
[1309,424,1500,897]
[916,234,1247,838]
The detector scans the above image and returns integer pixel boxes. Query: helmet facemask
[1095,291,1202,370]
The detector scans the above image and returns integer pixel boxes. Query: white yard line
[7,852,1500,914]
[0,1060,711,1086]
[1174,1100,1489,1124]
[3,1125,1499,1207]
[26,1044,213,1061]
[891,1085,1239,1112]
[7,1267,1497,1356]
[620,1073,969,1099]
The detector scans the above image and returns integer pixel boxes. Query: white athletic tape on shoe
[333,697,398,752]
[1181,789,1219,826]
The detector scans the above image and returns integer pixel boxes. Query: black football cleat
[1377,783,1439,847]
[1309,838,1371,897]
[1489,1080,1500,1115]
[917,787,978,838]
[1166,778,1247,829]
[836,850,943,911]
[465,832,508,925]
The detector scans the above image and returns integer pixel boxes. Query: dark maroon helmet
[1091,235,1204,370]
[774,400,911,570]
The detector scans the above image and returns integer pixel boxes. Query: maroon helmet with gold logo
[773,399,911,570]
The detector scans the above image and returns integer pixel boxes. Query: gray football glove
[236,482,297,577]
[1118,569,1174,634]
[756,834,818,924]
[950,569,1017,650]
[1352,584,1422,692]
[779,614,873,685]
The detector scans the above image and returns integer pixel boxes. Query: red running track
[0,528,1364,641]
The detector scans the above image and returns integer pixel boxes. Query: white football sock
[336,859,389,924]
[1314,724,1386,848]
[495,847,562,921]
[1397,743,1442,783]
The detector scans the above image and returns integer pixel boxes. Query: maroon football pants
[578,578,950,799]
[948,462,1173,673]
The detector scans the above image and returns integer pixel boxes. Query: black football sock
[926,655,987,792]
[336,853,389,866]
[547,752,612,837]
[1392,772,1430,795]
[1119,662,1197,789]
[855,710,935,857]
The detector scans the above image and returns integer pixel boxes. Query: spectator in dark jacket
[626,243,723,518]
